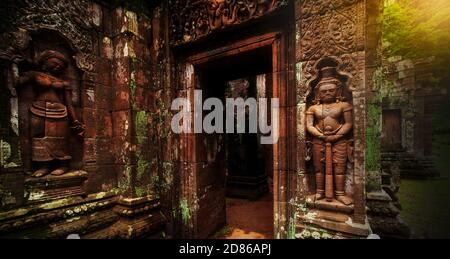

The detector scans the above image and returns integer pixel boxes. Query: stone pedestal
[110,195,166,239]
[367,190,410,239]
[296,196,371,238]
[25,171,88,204]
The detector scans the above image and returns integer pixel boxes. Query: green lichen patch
[134,111,149,138]
[179,199,191,224]
[161,162,174,192]
[365,102,382,172]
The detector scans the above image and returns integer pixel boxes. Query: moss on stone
[365,102,382,172]
[118,165,133,194]
[287,212,297,239]
[179,198,191,224]
[134,111,148,138]
[135,186,150,198]
[161,162,173,192]
[129,57,138,100]
[136,158,149,181]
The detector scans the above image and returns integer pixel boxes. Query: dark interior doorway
[178,31,292,239]
[382,109,403,151]
[196,46,274,239]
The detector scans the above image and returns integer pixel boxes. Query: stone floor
[214,193,274,239]
[398,178,450,238]
[397,140,450,238]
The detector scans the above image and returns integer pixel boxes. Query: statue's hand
[71,120,86,137]
[318,134,327,140]
[325,135,341,143]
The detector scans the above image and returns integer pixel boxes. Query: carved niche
[0,0,95,205]
[0,0,94,176]
[13,30,85,178]
[169,0,287,45]
[305,57,355,207]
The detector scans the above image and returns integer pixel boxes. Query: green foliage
[381,0,450,81]
[381,1,417,58]
[381,0,450,58]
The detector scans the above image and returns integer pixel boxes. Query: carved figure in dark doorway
[306,66,353,206]
[16,50,85,178]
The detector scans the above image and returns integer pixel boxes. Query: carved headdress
[316,66,342,88]
[307,57,351,104]
[37,50,68,68]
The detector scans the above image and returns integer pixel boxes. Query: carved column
[295,0,372,238]
[109,6,165,238]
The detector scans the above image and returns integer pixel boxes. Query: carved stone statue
[208,0,225,30]
[15,50,85,178]
[306,66,353,206]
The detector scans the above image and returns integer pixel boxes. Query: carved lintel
[169,0,287,45]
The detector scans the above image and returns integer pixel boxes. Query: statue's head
[315,67,343,104]
[210,0,224,9]
[38,50,68,76]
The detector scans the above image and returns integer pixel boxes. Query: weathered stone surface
[297,0,365,62]
[0,192,117,237]
[1,0,93,53]
[169,0,289,45]
[0,0,408,240]
[295,0,381,238]
[366,190,410,239]
[24,171,88,204]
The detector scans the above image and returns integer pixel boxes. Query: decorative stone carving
[74,53,96,72]
[298,0,364,61]
[15,50,85,178]
[298,54,361,101]
[1,0,92,54]
[306,57,354,206]
[169,0,287,45]
[300,0,358,19]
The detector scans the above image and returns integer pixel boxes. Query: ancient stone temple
[0,0,409,239]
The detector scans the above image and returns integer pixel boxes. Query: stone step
[381,151,440,179]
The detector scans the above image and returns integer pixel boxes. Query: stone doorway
[382,109,403,151]
[202,70,274,239]
[178,32,294,239]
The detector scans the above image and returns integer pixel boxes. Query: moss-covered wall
[0,0,166,238]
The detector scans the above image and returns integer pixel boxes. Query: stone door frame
[178,32,296,239]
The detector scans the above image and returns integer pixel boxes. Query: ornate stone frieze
[169,0,288,45]
[1,0,93,54]
[298,0,364,61]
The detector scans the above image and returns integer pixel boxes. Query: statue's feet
[51,167,69,176]
[32,168,50,178]
[315,192,326,201]
[336,195,353,206]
